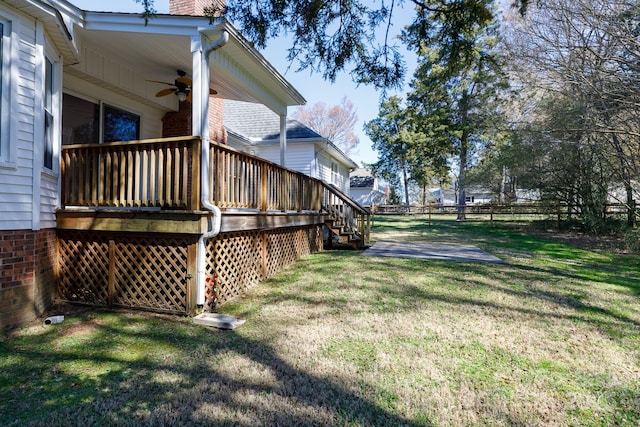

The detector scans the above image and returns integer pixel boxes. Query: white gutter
[196,29,229,306]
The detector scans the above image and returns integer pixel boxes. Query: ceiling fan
[149,70,217,102]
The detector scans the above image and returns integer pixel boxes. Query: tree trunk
[457,133,468,221]
[402,159,410,212]
[500,165,507,203]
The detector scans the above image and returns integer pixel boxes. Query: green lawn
[2,217,639,426]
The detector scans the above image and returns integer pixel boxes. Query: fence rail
[373,203,638,226]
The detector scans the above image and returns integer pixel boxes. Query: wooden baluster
[150,147,157,207]
[173,144,181,207]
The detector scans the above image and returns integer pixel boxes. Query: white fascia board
[203,22,306,108]
[83,12,211,37]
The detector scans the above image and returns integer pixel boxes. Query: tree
[137,0,532,90]
[502,0,640,230]
[406,0,507,219]
[364,96,413,207]
[291,97,359,155]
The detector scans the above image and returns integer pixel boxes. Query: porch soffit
[5,0,82,64]
[75,13,305,113]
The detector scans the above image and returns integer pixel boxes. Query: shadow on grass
[289,249,640,342]
[0,311,430,426]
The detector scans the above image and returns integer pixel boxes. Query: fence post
[490,203,494,228]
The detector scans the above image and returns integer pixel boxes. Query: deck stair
[321,183,370,249]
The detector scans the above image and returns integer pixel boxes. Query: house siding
[317,151,349,194]
[255,144,313,177]
[0,5,59,328]
[0,5,37,232]
[350,187,387,207]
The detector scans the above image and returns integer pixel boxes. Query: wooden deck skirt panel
[203,226,323,310]
[56,222,324,315]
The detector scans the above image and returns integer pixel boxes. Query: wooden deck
[57,137,369,314]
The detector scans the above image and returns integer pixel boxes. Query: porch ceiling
[75,13,305,113]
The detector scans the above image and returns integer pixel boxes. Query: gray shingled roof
[224,100,322,141]
[350,176,374,188]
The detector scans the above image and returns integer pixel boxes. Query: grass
[1,216,639,426]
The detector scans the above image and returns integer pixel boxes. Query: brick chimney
[163,0,227,143]
[170,0,225,16]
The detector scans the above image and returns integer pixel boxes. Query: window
[43,58,53,169]
[331,162,339,184]
[103,104,140,142]
[62,94,99,145]
[62,94,140,144]
[0,18,11,163]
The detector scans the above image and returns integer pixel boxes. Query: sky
[69,0,417,166]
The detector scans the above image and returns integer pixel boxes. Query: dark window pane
[62,94,99,145]
[103,104,140,143]
[44,58,53,169]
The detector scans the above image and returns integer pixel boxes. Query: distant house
[224,100,357,194]
[350,169,387,207]
[439,187,494,205]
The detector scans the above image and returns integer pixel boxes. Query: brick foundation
[0,229,57,328]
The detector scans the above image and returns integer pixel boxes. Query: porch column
[279,113,287,168]
[191,36,207,139]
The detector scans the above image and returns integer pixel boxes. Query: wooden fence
[373,203,638,227]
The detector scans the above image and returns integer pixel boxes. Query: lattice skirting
[57,230,197,314]
[204,225,323,309]
[57,225,323,315]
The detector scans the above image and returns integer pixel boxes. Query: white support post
[279,113,287,168]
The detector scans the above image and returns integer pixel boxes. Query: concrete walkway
[362,241,504,263]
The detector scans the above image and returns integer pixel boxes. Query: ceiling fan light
[176,90,188,102]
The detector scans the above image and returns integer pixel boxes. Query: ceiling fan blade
[209,88,218,95]
[176,76,192,86]
[148,80,176,86]
[155,88,176,97]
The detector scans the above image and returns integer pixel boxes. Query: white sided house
[349,168,388,207]
[224,100,357,195]
[0,0,370,328]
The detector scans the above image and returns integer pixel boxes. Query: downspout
[196,29,229,306]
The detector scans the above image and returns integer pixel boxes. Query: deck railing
[61,136,369,243]
[207,142,323,211]
[61,137,201,209]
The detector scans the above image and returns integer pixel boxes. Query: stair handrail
[320,181,371,246]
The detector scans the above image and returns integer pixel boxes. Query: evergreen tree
[406,0,507,219]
